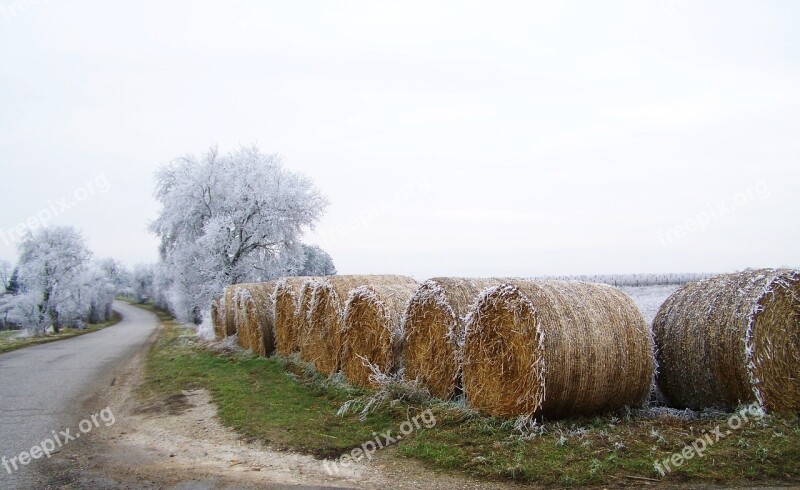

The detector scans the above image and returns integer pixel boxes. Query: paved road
[0,301,159,489]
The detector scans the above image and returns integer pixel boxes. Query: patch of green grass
[144,320,800,486]
[401,410,800,485]
[0,312,122,355]
[143,321,400,458]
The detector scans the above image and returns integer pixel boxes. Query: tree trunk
[51,310,60,334]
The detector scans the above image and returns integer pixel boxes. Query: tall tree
[151,145,328,322]
[17,227,92,333]
[131,263,155,303]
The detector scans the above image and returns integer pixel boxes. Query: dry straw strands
[340,282,419,388]
[653,268,800,412]
[274,277,317,356]
[222,285,242,337]
[305,275,417,376]
[403,278,506,400]
[463,280,654,419]
[234,282,278,356]
[293,281,318,356]
[221,284,244,337]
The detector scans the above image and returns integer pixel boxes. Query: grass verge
[143,318,800,487]
[0,312,122,355]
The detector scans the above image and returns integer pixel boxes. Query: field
[620,285,681,325]
[142,286,800,487]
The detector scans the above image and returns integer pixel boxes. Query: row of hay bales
[211,269,799,419]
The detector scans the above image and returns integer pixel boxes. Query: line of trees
[540,273,713,287]
[0,227,123,333]
[2,145,340,331]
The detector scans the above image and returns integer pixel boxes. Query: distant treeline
[538,273,713,287]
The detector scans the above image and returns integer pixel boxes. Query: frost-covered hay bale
[653,268,800,412]
[233,290,249,349]
[222,285,244,337]
[293,281,317,358]
[211,297,225,340]
[274,277,317,356]
[463,280,654,418]
[234,282,278,356]
[306,275,418,376]
[341,283,419,388]
[403,278,506,400]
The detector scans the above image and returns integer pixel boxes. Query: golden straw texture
[402,278,506,399]
[274,277,318,356]
[341,282,419,388]
[222,285,244,337]
[234,282,278,356]
[463,280,654,419]
[653,268,800,412]
[305,275,417,375]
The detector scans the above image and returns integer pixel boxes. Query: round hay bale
[403,278,506,400]
[234,282,278,356]
[306,275,417,376]
[341,282,419,388]
[211,297,225,340]
[274,277,317,356]
[653,268,800,412]
[463,280,654,419]
[222,285,242,337]
[233,288,251,349]
[293,281,317,358]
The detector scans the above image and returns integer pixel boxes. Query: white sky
[0,0,798,278]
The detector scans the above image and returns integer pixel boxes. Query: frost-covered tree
[0,260,11,291]
[298,244,337,276]
[5,266,20,294]
[4,291,44,331]
[15,227,93,333]
[131,263,155,303]
[150,145,328,323]
[0,298,12,330]
[97,258,131,295]
[2,229,118,333]
[81,263,117,324]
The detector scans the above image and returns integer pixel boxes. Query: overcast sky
[0,0,798,278]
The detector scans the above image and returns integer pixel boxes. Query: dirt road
[24,304,511,489]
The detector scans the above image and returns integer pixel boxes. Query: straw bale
[463,280,654,418]
[211,297,224,340]
[274,277,318,356]
[341,282,419,388]
[402,278,506,399]
[305,275,417,375]
[234,282,278,356]
[653,268,800,411]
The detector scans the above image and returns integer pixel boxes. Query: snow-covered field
[620,284,682,325]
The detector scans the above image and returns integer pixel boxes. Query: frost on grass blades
[323,409,437,476]
[1,406,115,475]
[653,403,765,477]
[316,179,431,247]
[0,175,110,246]
[657,180,770,247]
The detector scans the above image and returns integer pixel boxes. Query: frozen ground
[620,284,682,325]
